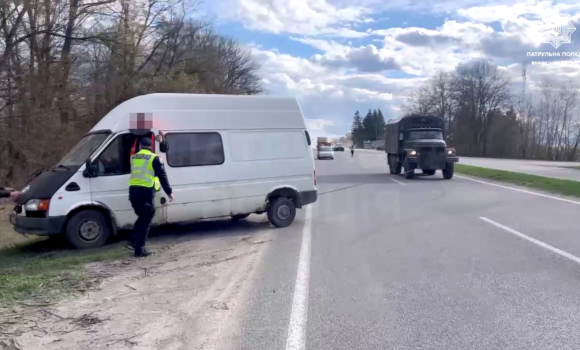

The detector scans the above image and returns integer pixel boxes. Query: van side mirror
[159,140,169,153]
[83,158,97,178]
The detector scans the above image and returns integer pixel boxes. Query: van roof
[90,93,306,133]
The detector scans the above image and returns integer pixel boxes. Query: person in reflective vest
[127,137,173,257]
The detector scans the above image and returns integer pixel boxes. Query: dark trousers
[351,149,354,157]
[128,187,156,253]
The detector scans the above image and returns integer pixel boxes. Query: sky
[202,0,580,142]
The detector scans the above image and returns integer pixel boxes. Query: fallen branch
[106,332,145,347]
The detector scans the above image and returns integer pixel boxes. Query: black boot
[134,248,152,257]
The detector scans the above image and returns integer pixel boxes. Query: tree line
[350,109,386,147]
[402,60,580,160]
[0,0,263,186]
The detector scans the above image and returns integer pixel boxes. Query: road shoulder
[6,222,273,350]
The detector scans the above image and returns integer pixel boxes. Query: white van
[10,93,318,249]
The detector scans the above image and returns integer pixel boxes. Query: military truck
[385,115,459,179]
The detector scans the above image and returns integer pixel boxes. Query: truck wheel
[422,169,436,176]
[404,162,414,179]
[64,209,111,249]
[393,161,402,175]
[267,197,296,228]
[388,156,395,174]
[443,163,455,179]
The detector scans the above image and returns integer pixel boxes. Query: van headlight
[25,199,50,212]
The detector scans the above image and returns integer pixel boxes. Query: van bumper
[299,190,318,207]
[9,214,67,236]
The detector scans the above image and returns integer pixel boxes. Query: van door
[89,132,167,228]
[162,131,231,223]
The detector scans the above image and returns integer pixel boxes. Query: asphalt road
[222,149,580,350]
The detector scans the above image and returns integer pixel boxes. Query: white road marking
[388,176,406,186]
[285,204,313,350]
[480,217,580,265]
[456,175,580,206]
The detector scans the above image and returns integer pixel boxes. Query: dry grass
[0,203,29,248]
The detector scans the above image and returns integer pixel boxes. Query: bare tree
[0,0,263,186]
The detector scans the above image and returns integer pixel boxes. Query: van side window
[94,134,144,176]
[165,132,224,167]
[95,136,124,176]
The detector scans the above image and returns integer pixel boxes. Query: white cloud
[214,0,580,137]
[304,119,343,144]
[215,0,371,36]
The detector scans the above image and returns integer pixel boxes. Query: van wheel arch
[267,187,301,208]
[67,205,117,230]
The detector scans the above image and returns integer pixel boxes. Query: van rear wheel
[267,197,296,228]
[65,209,111,249]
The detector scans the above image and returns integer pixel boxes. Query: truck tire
[443,163,454,179]
[65,209,111,249]
[393,160,402,175]
[388,156,395,174]
[422,169,436,175]
[267,197,296,228]
[404,161,414,179]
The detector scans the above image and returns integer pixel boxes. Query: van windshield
[57,133,110,167]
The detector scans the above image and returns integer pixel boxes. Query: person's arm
[152,156,172,195]
[0,190,10,198]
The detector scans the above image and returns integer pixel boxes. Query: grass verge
[0,239,129,304]
[0,203,132,304]
[455,164,580,198]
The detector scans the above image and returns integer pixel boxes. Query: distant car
[318,146,334,160]
[333,144,345,151]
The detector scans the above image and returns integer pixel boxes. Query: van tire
[267,197,296,228]
[65,209,111,249]
[232,214,250,220]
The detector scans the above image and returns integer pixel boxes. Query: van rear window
[164,132,225,167]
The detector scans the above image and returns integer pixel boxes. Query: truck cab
[385,115,459,179]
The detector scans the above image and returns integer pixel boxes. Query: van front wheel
[267,197,296,228]
[65,209,111,249]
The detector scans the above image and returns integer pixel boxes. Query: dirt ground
[0,216,274,350]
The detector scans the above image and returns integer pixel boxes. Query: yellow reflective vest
[129,149,159,189]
